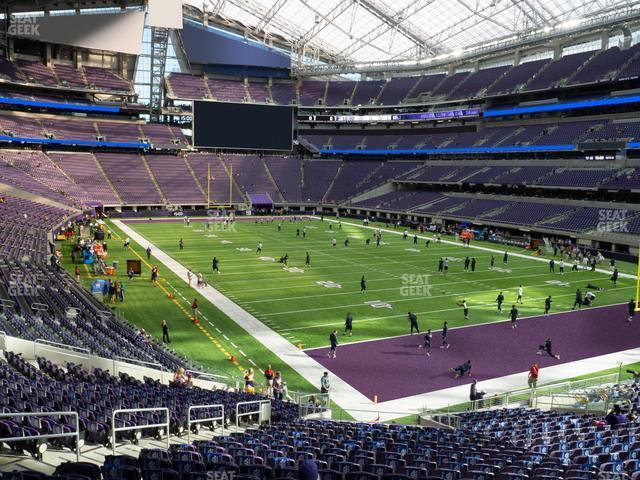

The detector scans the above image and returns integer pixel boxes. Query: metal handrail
[31,303,48,312]
[65,307,81,318]
[34,339,91,355]
[297,393,330,418]
[0,298,15,309]
[111,407,170,455]
[0,411,81,461]
[113,356,163,371]
[186,369,229,381]
[235,400,271,432]
[187,404,225,442]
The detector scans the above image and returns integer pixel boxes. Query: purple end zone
[306,304,636,402]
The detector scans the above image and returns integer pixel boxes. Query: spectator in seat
[173,367,187,387]
[605,404,628,427]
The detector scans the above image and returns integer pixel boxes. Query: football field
[122,216,636,351]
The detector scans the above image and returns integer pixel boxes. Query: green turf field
[119,217,636,349]
[60,216,637,395]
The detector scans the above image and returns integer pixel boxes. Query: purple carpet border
[306,304,637,402]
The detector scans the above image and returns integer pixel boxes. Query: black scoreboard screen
[193,100,294,151]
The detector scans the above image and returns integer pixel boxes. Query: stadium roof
[191,0,640,66]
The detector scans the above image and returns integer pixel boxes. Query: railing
[113,356,167,382]
[296,393,330,418]
[34,339,91,357]
[65,306,81,319]
[421,409,462,429]
[187,404,225,442]
[330,407,424,425]
[0,411,81,461]
[0,298,15,310]
[111,407,170,455]
[186,369,229,381]
[439,372,621,413]
[235,400,271,432]
[31,303,48,313]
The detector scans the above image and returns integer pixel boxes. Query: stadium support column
[0,5,8,58]
[150,26,170,122]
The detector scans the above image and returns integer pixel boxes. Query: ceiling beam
[337,0,444,59]
[356,0,438,52]
[255,0,290,32]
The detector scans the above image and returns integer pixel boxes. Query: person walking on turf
[305,252,310,267]
[490,255,495,269]
[528,363,539,389]
[344,312,353,336]
[544,295,552,316]
[420,329,432,356]
[191,298,199,323]
[509,304,519,329]
[573,289,583,309]
[328,330,338,358]
[628,299,637,322]
[179,238,184,251]
[162,319,170,343]
[212,257,220,274]
[464,256,470,272]
[537,338,560,359]
[516,285,523,304]
[558,260,565,275]
[360,275,366,293]
[441,321,450,349]
[461,300,469,320]
[256,242,263,254]
[496,291,505,312]
[146,246,152,260]
[549,258,555,273]
[611,268,619,287]
[503,251,508,264]
[408,312,419,334]
[471,257,476,272]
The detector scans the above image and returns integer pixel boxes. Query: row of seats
[166,45,640,106]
